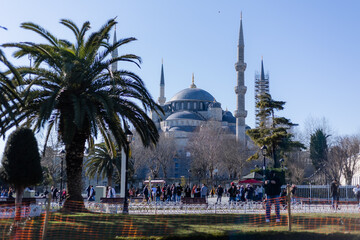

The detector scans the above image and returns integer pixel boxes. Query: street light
[188,169,191,186]
[122,128,133,214]
[261,145,267,181]
[279,158,284,169]
[60,150,65,193]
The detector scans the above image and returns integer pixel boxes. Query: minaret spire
[234,13,247,144]
[158,60,166,106]
[260,56,265,80]
[190,73,197,88]
[111,26,118,72]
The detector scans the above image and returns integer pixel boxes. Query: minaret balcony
[235,62,247,72]
[234,110,247,118]
[234,86,247,94]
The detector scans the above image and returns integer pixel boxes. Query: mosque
[149,16,258,179]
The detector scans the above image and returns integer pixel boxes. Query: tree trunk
[108,171,113,187]
[15,186,24,222]
[62,131,87,212]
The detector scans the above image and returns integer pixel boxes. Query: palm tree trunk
[108,171,113,187]
[62,131,87,212]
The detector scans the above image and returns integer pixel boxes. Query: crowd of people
[0,187,14,198]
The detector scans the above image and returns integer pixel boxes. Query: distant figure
[107,186,116,198]
[216,185,224,204]
[88,185,95,201]
[184,185,191,198]
[176,184,183,202]
[353,184,360,207]
[290,184,297,203]
[330,179,340,210]
[264,171,282,223]
[228,182,237,202]
[156,185,161,202]
[61,188,67,201]
[201,184,208,199]
[245,184,254,202]
[86,185,91,198]
[143,185,149,202]
[51,186,58,202]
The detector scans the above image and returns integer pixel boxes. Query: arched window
[200,102,203,110]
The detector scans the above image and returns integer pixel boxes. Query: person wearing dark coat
[216,185,224,204]
[184,185,191,198]
[264,171,282,222]
[330,179,340,210]
[228,182,237,202]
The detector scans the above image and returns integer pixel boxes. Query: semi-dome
[222,111,236,123]
[170,88,215,102]
[166,111,205,121]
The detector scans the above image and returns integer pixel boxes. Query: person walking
[216,185,224,204]
[107,186,116,198]
[330,179,340,210]
[264,171,282,222]
[88,185,95,201]
[143,185,149,203]
[290,184,297,204]
[184,185,191,198]
[353,184,360,207]
[176,184,183,202]
[201,184,208,199]
[228,182,237,203]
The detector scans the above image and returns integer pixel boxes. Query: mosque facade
[149,16,249,179]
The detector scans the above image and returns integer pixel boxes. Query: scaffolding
[254,71,269,127]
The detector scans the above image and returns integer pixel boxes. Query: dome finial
[190,73,197,88]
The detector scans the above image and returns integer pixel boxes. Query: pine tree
[0,127,43,221]
[309,129,329,170]
[246,93,305,168]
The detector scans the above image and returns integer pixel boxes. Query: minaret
[234,13,247,143]
[255,57,270,127]
[158,60,166,106]
[111,26,118,72]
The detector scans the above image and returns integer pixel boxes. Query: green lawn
[1,212,360,239]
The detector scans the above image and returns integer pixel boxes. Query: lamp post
[279,158,284,169]
[188,169,191,186]
[261,145,267,182]
[122,128,133,214]
[60,150,65,193]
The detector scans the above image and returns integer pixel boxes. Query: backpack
[92,189,96,196]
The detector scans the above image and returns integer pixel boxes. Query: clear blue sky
[1,0,360,152]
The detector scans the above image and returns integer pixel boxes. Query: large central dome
[170,88,215,102]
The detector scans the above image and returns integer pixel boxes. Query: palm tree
[3,19,161,211]
[85,142,120,187]
[0,49,24,133]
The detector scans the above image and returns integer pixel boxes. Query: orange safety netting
[0,198,359,240]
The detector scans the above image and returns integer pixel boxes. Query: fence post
[346,185,348,201]
[42,193,52,240]
[286,184,292,232]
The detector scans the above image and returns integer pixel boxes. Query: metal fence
[285,185,357,201]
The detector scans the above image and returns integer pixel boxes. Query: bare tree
[326,144,344,183]
[131,132,176,180]
[187,122,223,182]
[340,136,360,185]
[286,150,308,184]
[218,136,247,179]
[187,121,248,184]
